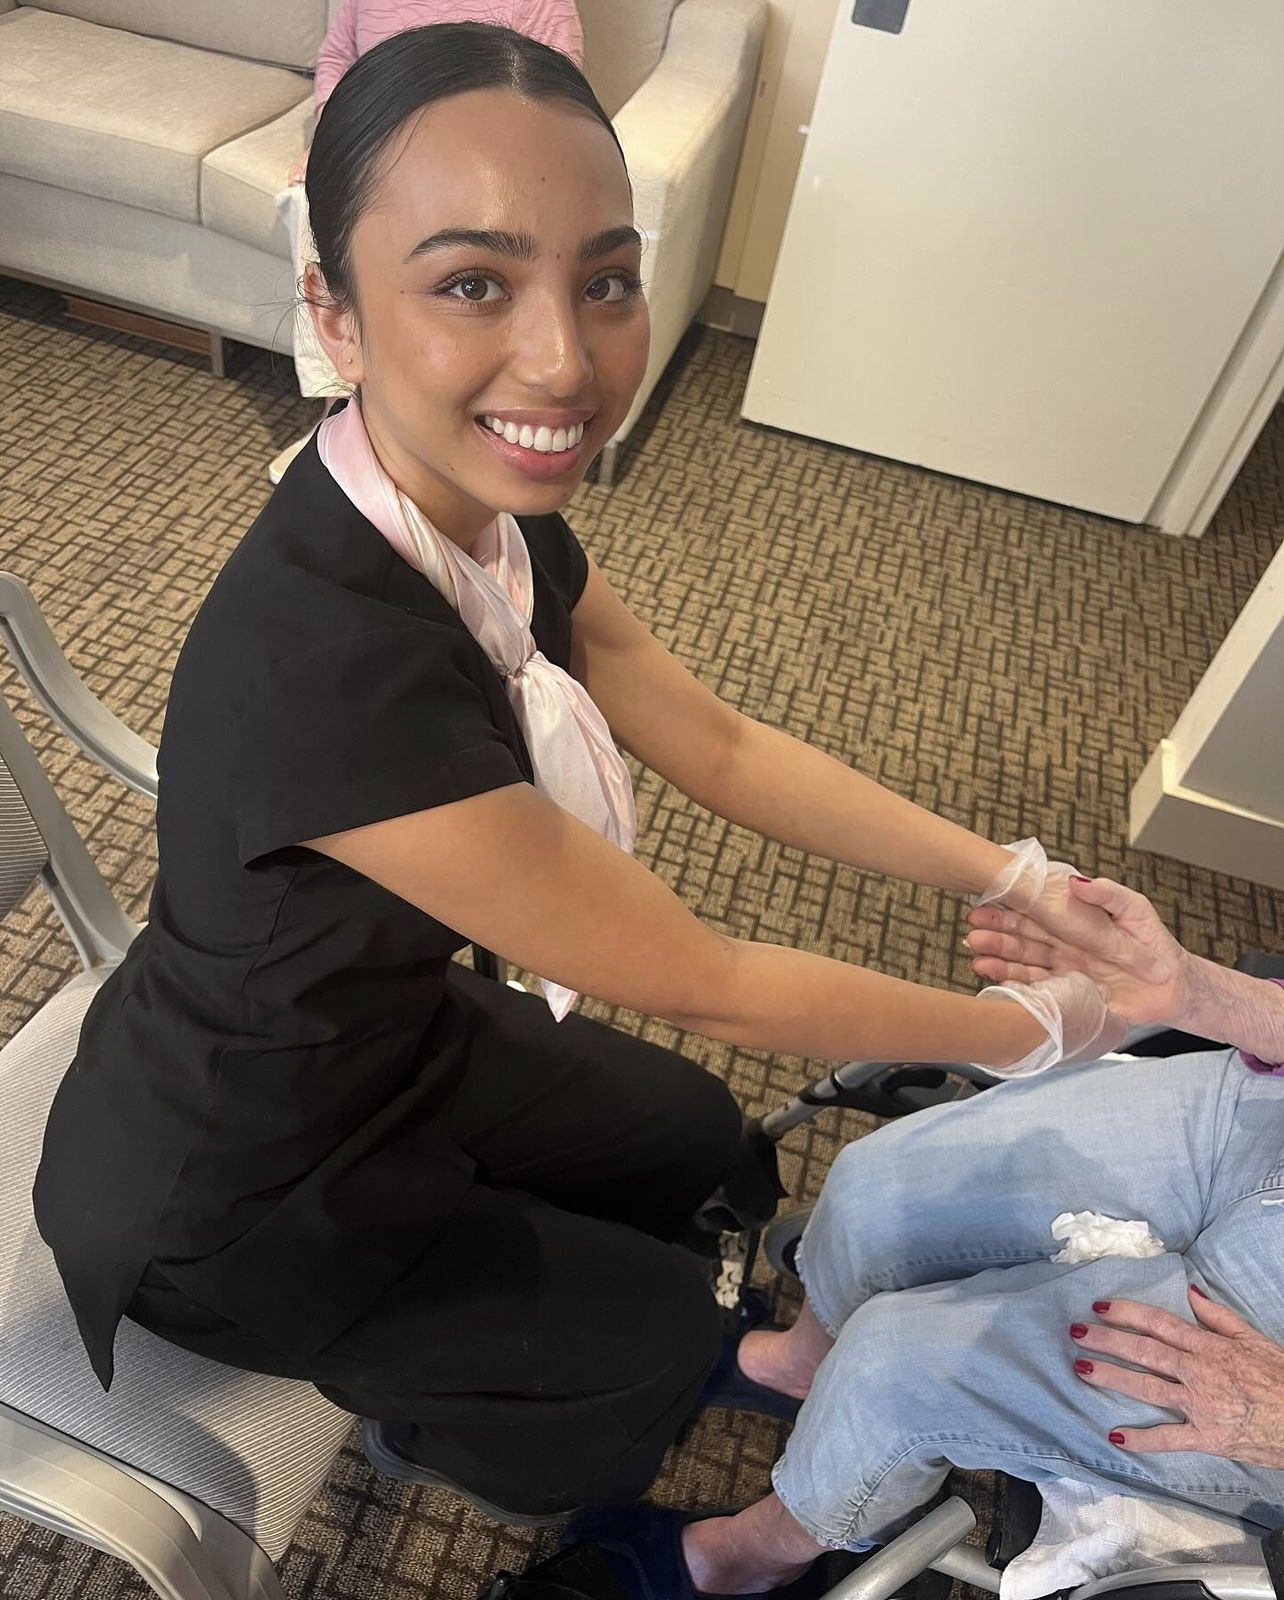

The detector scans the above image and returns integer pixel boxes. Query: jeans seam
[1206,1053,1284,1207]
[858,1248,1059,1297]
[800,1246,1061,1339]
[873,1247,1056,1273]
[795,1242,841,1340]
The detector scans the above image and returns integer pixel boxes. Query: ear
[302,262,365,385]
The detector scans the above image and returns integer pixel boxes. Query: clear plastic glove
[973,836,1057,911]
[974,839,1164,980]
[974,971,1128,1078]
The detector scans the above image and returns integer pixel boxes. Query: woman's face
[311,89,649,541]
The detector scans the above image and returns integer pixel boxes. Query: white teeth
[481,417,586,453]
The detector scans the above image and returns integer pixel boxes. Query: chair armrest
[0,574,158,801]
[610,0,766,442]
[0,1406,236,1600]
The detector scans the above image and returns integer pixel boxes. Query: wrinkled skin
[1073,1287,1284,1469]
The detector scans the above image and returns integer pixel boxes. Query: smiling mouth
[477,415,587,455]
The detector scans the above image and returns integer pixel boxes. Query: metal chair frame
[0,573,347,1600]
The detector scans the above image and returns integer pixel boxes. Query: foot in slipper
[699,1323,803,1423]
[563,1505,866,1599]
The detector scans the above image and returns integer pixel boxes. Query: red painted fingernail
[1109,1431,1126,1446]
[1092,1300,1111,1314]
[1069,1323,1089,1339]
[1190,1284,1209,1298]
[1074,1359,1094,1376]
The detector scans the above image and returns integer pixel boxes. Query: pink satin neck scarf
[316,399,637,1019]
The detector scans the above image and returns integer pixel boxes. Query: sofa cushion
[25,0,328,70]
[0,9,310,224]
[201,101,312,260]
[580,0,678,118]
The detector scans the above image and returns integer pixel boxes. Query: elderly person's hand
[967,875,1193,1027]
[973,844,1167,984]
[1069,1286,1284,1469]
[967,875,1284,1065]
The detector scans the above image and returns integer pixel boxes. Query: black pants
[129,970,743,1515]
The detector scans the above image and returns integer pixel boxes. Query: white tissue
[1049,1211,1165,1264]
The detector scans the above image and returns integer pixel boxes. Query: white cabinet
[743,0,1284,530]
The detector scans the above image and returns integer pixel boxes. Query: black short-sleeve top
[33,439,589,1388]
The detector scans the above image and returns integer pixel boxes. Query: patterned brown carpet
[1,271,1282,1599]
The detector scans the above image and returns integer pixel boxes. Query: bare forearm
[681,937,1044,1068]
[1181,960,1284,1065]
[704,715,1010,895]
[317,781,1041,1069]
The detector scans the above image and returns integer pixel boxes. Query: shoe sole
[360,1420,577,1527]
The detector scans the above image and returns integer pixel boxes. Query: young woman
[272,0,583,481]
[35,25,1121,1524]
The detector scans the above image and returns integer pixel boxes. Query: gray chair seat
[0,970,355,1564]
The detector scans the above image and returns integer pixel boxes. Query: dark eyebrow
[405,225,642,264]
[579,226,643,262]
[406,229,536,262]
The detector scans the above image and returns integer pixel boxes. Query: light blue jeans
[773,1050,1284,1548]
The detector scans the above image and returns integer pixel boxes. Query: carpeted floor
[1,272,1282,1600]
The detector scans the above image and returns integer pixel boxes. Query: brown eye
[443,274,505,304]
[585,273,638,304]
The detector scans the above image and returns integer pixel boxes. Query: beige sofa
[0,0,764,475]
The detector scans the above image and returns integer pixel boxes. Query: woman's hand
[966,875,1195,1027]
[975,972,1127,1077]
[286,154,308,186]
[1070,1287,1284,1469]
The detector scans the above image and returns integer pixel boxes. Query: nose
[511,286,595,399]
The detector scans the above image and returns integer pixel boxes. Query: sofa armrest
[611,0,767,444]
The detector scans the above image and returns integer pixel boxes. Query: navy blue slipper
[562,1506,866,1600]
[699,1323,803,1423]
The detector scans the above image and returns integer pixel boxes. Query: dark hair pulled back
[306,23,622,311]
